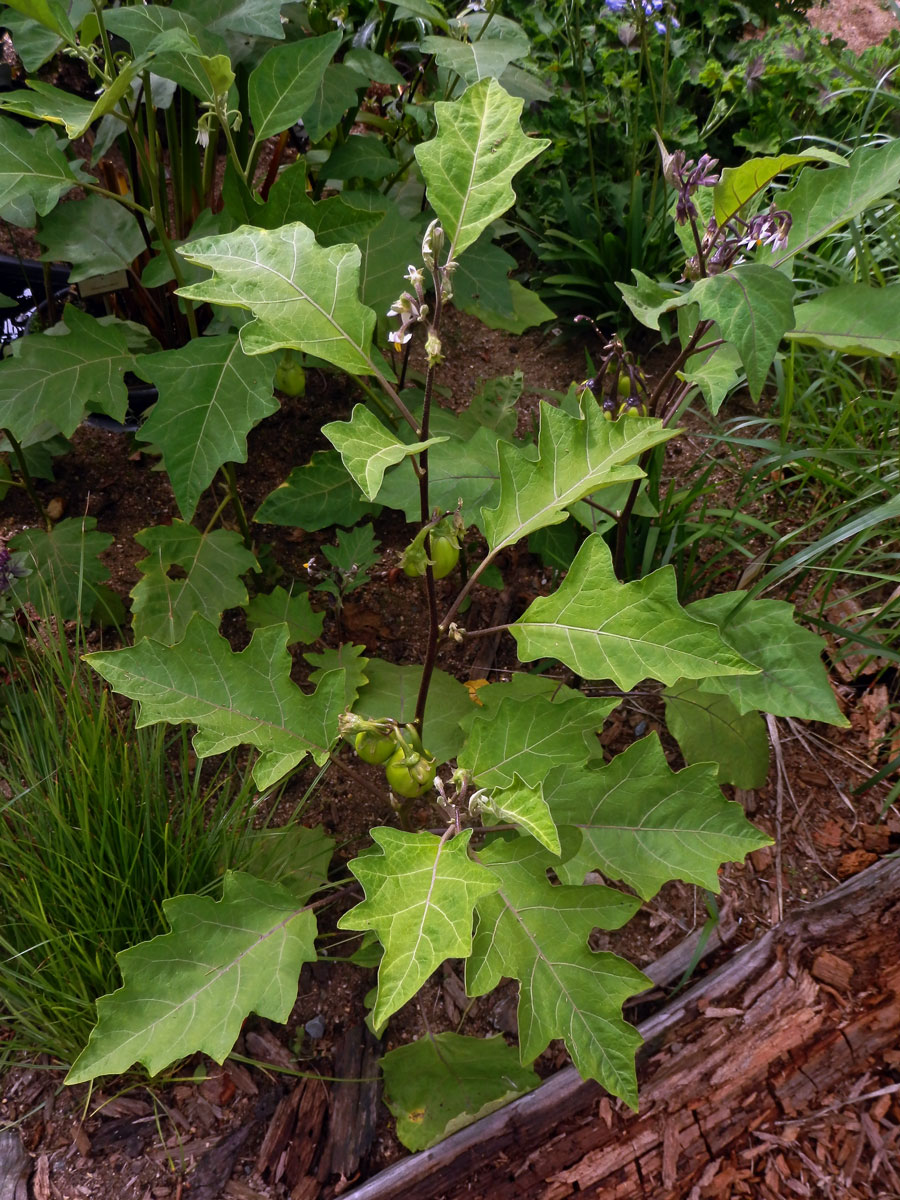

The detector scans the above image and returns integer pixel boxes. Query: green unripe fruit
[385,748,437,798]
[355,730,395,765]
[402,534,459,580]
[274,353,306,397]
[430,535,459,580]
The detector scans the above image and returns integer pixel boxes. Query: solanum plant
[4,2,899,1151]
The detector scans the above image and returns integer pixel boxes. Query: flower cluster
[574,322,651,420]
[685,203,794,278]
[386,221,456,362]
[658,146,721,226]
[740,205,793,252]
[387,265,428,354]
[0,543,27,596]
[605,0,679,35]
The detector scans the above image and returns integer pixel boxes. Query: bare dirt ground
[812,0,900,54]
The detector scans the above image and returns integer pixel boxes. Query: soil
[811,0,900,55]
[2,4,900,1198]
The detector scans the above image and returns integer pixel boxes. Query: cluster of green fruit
[577,355,651,421]
[342,716,438,798]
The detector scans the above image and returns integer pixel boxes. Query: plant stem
[3,429,51,528]
[581,495,620,521]
[688,212,707,276]
[373,368,423,437]
[473,0,503,41]
[353,375,399,426]
[91,0,118,87]
[439,550,500,633]
[102,76,198,344]
[163,100,184,236]
[82,182,155,222]
[613,316,715,575]
[41,262,58,326]
[139,72,199,341]
[218,102,249,186]
[614,468,644,579]
[650,318,712,417]
[221,462,252,548]
[457,623,512,640]
[259,129,289,202]
[202,493,232,537]
[412,281,444,733]
[568,0,601,227]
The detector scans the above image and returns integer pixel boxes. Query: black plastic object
[2,259,158,431]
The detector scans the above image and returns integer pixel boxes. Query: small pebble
[305,1014,326,1039]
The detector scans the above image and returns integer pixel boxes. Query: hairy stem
[221,462,252,548]
[3,429,51,528]
[439,549,501,633]
[413,281,444,733]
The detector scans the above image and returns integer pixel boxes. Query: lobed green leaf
[546,736,771,898]
[687,592,849,725]
[382,1033,539,1152]
[86,615,345,788]
[245,586,325,648]
[663,682,770,789]
[177,223,386,377]
[254,450,380,532]
[511,535,757,690]
[8,517,112,622]
[66,872,317,1083]
[481,396,675,554]
[467,834,647,1106]
[136,334,278,520]
[338,828,498,1034]
[458,685,615,789]
[688,264,794,402]
[248,32,341,141]
[771,139,900,266]
[323,404,447,502]
[786,284,900,358]
[130,522,257,645]
[713,149,846,228]
[415,77,549,258]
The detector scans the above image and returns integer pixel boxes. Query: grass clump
[0,622,267,1069]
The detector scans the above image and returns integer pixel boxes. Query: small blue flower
[605,0,678,32]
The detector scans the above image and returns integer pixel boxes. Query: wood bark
[344,855,900,1200]
[0,1131,29,1200]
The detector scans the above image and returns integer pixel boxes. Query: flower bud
[425,330,443,366]
[421,220,445,268]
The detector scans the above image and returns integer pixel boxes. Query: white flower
[389,330,413,352]
[387,293,414,319]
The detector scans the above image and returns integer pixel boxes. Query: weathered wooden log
[0,1131,29,1200]
[344,855,900,1200]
